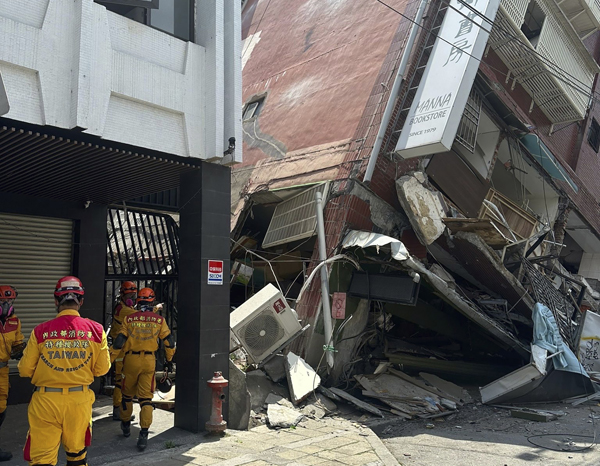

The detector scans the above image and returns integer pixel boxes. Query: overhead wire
[373,0,600,108]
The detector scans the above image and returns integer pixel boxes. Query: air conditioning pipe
[363,0,429,184]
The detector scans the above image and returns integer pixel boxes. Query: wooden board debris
[443,218,509,248]
[328,387,384,418]
[356,373,443,418]
[419,372,471,404]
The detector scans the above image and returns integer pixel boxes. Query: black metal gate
[105,207,179,334]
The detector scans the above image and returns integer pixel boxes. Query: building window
[588,118,600,152]
[243,97,265,121]
[96,0,193,41]
[521,1,546,48]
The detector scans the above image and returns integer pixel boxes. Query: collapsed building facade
[232,0,600,389]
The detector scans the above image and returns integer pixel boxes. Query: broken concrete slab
[301,403,326,419]
[262,354,286,383]
[267,403,304,428]
[328,387,384,418]
[396,172,447,246]
[246,369,290,411]
[228,360,251,430]
[510,408,557,422]
[285,352,321,405]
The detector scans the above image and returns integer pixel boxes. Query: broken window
[243,97,265,121]
[455,88,482,153]
[588,118,600,153]
[521,1,546,48]
[262,183,329,249]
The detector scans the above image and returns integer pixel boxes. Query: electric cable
[373,0,600,107]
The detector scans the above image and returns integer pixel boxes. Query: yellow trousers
[0,366,8,414]
[112,358,124,407]
[24,388,94,466]
[120,354,155,429]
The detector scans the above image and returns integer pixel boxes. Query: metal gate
[105,207,179,334]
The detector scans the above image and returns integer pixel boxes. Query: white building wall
[0,0,242,162]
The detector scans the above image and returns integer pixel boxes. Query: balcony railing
[556,0,600,39]
[490,0,599,124]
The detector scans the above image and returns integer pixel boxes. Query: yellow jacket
[0,314,24,362]
[108,301,137,341]
[110,311,175,363]
[18,309,111,388]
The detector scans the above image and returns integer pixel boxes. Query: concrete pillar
[175,162,231,432]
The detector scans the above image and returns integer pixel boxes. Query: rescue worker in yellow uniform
[111,287,175,450]
[0,285,24,461]
[18,276,111,466]
[109,281,138,420]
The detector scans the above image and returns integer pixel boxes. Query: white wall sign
[395,0,500,158]
[578,310,600,373]
[208,260,224,285]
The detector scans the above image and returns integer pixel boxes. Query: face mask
[125,299,134,307]
[139,304,153,312]
[0,302,13,318]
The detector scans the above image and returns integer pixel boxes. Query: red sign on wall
[332,292,346,319]
[208,260,224,285]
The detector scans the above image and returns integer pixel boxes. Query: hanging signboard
[395,0,500,158]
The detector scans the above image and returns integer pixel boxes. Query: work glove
[11,342,26,360]
[164,360,174,373]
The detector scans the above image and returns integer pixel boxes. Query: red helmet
[0,285,17,300]
[136,287,155,304]
[120,281,137,295]
[54,276,85,299]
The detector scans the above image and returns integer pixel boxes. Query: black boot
[137,428,148,451]
[121,420,131,438]
[0,411,12,461]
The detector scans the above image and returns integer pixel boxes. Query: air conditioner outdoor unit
[230,284,302,364]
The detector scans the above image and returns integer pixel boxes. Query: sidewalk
[3,396,399,466]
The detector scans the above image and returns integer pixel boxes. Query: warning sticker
[208,260,224,285]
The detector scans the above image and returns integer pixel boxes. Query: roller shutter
[0,213,73,372]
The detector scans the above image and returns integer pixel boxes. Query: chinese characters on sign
[395,0,500,158]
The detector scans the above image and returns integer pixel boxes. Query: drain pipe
[363,0,429,184]
[315,191,335,369]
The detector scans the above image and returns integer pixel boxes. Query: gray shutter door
[0,213,73,371]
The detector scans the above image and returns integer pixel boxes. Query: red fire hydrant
[206,371,228,434]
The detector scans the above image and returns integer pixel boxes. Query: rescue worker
[18,276,111,466]
[111,287,175,450]
[109,281,138,420]
[0,285,24,461]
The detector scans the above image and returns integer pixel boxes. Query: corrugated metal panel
[0,213,73,371]
[262,183,329,249]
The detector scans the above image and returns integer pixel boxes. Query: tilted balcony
[556,0,600,39]
[489,0,600,124]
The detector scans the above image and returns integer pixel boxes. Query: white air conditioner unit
[230,284,302,364]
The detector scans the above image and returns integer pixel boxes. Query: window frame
[588,118,600,153]
[97,0,159,8]
[243,97,265,121]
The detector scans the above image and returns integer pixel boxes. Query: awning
[0,119,201,204]
[519,134,578,193]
